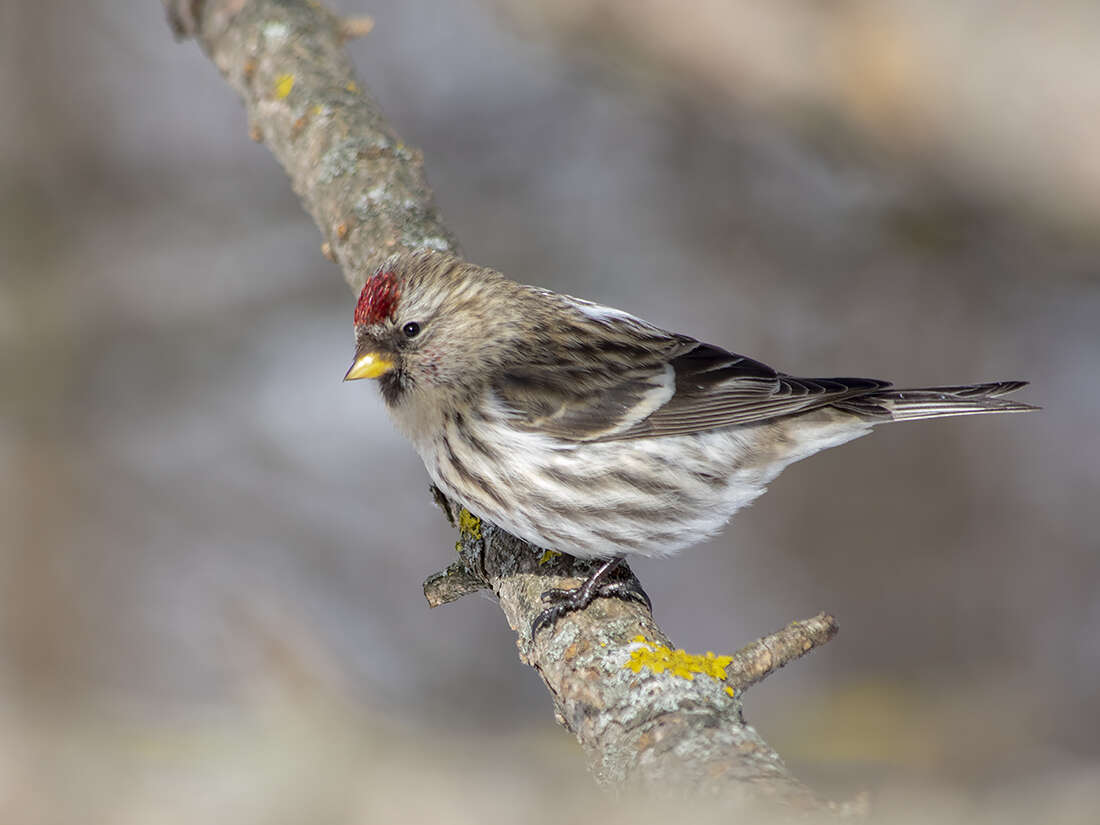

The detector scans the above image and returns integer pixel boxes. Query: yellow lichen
[346,81,359,92]
[725,686,735,698]
[274,73,295,99]
[457,508,482,541]
[538,549,562,566]
[625,636,734,683]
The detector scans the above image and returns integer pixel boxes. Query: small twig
[423,561,487,607]
[727,612,839,692]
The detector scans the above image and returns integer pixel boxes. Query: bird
[344,250,1035,633]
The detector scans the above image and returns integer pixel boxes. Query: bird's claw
[596,579,652,610]
[531,559,651,637]
[539,587,572,604]
[531,602,573,637]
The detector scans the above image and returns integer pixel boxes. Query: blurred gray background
[2,0,1098,821]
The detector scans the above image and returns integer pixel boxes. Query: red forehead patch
[354,270,400,325]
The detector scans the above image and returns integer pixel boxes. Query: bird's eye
[402,321,421,339]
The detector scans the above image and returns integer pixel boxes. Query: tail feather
[833,380,1038,423]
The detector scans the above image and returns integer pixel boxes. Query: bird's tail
[834,380,1038,422]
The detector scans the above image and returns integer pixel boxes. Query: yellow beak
[344,351,395,381]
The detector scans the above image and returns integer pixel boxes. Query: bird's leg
[532,556,651,636]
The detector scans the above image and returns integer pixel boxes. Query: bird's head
[344,251,519,404]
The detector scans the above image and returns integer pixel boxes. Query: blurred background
[2,0,1098,821]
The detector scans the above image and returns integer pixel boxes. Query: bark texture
[165,0,840,809]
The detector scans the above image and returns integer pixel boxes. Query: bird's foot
[531,557,651,637]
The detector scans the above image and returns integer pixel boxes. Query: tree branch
[165,0,838,809]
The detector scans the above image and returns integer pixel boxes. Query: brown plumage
[345,250,1034,566]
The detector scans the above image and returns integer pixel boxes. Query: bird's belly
[422,422,812,559]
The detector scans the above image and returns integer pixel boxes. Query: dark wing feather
[492,364,675,440]
[492,301,890,442]
[492,334,686,441]
[605,341,891,440]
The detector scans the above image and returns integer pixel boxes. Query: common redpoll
[345,250,1034,630]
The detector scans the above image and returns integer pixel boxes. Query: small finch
[345,250,1035,631]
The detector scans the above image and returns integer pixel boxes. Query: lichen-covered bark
[167,0,458,288]
[428,512,833,805]
[165,0,837,808]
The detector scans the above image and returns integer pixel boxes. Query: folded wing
[492,297,891,442]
